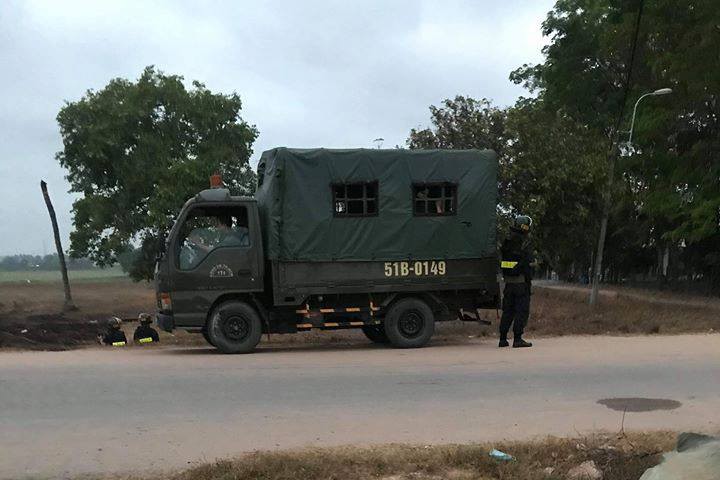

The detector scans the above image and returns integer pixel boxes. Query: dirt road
[1,334,719,479]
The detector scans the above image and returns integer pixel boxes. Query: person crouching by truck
[98,317,128,346]
[499,215,536,348]
[133,313,160,344]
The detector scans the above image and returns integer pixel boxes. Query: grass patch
[524,287,720,336]
[79,432,674,480]
[0,268,126,284]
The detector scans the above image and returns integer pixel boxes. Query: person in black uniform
[499,215,534,348]
[99,317,128,346]
[133,313,160,344]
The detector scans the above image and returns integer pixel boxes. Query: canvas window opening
[413,183,457,216]
[332,181,378,217]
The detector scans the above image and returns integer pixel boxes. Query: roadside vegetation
[77,432,673,480]
[523,287,720,337]
[0,267,125,284]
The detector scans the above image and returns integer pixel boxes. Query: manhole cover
[597,397,682,412]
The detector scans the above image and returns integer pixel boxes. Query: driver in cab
[179,213,249,270]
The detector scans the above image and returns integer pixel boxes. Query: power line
[613,0,646,140]
[590,0,646,305]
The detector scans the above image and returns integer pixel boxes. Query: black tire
[361,325,390,344]
[207,300,263,354]
[201,328,214,347]
[383,297,435,348]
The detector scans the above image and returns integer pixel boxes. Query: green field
[0,268,127,284]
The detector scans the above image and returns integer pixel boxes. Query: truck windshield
[176,206,250,270]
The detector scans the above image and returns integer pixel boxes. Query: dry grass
[0,279,155,350]
[0,277,154,319]
[426,285,720,343]
[1,279,718,351]
[525,287,720,336]
[76,431,674,480]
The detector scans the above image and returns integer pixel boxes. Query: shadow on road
[155,337,491,356]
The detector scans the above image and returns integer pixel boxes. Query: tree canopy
[410,0,720,289]
[57,66,258,281]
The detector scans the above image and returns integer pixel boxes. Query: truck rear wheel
[383,298,435,348]
[207,300,262,354]
[361,325,389,344]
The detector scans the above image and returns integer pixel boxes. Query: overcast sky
[0,0,552,256]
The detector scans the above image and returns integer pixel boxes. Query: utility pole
[40,180,76,311]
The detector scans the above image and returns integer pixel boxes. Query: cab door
[169,202,263,328]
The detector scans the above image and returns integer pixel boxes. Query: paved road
[1,334,719,479]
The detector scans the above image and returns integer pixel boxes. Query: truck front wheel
[383,298,435,348]
[207,301,263,354]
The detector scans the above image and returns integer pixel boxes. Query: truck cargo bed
[271,258,499,306]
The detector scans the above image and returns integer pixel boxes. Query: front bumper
[156,312,175,332]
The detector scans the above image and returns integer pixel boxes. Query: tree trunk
[656,244,666,288]
[40,180,76,311]
[590,145,618,305]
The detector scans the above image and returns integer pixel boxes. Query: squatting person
[98,317,128,346]
[133,313,160,344]
[499,215,535,348]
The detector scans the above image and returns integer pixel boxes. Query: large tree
[503,98,606,278]
[511,0,720,289]
[637,0,720,286]
[57,66,258,281]
[407,96,507,155]
[407,95,605,278]
[409,1,720,289]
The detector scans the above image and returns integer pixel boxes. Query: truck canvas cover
[255,148,497,262]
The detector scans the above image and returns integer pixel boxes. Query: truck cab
[155,188,264,334]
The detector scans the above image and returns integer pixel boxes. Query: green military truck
[155,148,500,353]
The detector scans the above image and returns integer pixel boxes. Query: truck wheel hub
[398,310,424,338]
[222,315,250,341]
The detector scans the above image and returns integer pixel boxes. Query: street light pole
[589,88,672,306]
[628,88,673,146]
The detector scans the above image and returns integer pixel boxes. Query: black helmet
[511,215,532,233]
[138,313,153,325]
[108,317,123,329]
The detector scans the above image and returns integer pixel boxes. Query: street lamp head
[652,88,673,95]
[627,87,674,148]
